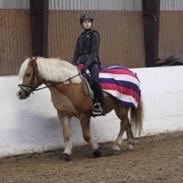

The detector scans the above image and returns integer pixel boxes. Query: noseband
[18,84,35,95]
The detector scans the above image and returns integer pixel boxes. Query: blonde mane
[19,57,81,84]
[36,57,81,83]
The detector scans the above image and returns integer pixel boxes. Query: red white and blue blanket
[99,66,141,108]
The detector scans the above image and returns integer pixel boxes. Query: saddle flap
[83,76,94,99]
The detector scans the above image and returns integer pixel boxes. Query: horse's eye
[25,73,31,77]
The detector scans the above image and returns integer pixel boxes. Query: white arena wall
[0,66,183,157]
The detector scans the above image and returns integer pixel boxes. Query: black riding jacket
[72,28,100,68]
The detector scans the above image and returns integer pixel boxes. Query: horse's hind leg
[126,121,135,150]
[114,106,134,151]
[112,120,126,152]
[79,114,101,157]
[57,111,72,161]
[112,106,127,151]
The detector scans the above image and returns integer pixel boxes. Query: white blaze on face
[17,58,32,99]
[18,58,30,84]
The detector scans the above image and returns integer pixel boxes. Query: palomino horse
[17,57,143,161]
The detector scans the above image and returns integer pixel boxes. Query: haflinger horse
[17,57,143,161]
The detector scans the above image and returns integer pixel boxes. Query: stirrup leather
[92,102,103,115]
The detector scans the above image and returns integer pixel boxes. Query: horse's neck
[47,80,89,103]
[47,80,90,113]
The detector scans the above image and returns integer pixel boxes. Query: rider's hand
[81,67,87,74]
[81,63,89,73]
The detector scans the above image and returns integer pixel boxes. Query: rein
[18,72,82,92]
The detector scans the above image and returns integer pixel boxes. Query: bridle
[18,59,82,94]
[18,73,82,92]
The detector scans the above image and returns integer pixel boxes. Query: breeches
[88,63,100,84]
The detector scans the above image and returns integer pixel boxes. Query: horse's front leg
[79,114,101,158]
[57,111,72,161]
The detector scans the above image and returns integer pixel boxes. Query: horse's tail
[130,98,144,135]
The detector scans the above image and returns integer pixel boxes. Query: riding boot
[92,82,105,115]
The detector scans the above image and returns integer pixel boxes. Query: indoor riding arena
[0,0,183,183]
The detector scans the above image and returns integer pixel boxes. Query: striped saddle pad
[99,66,141,108]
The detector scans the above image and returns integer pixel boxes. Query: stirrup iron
[92,102,103,115]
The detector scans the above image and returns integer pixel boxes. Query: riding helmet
[80,13,93,23]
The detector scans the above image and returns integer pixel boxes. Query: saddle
[82,73,105,116]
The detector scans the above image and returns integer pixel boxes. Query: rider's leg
[89,64,104,114]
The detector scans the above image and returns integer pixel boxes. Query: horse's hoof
[112,144,121,151]
[59,153,71,161]
[112,150,121,155]
[128,144,134,150]
[93,148,102,158]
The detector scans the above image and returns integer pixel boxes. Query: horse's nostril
[17,90,25,99]
[17,88,31,100]
[17,90,22,98]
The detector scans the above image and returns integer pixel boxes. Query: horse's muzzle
[17,88,31,99]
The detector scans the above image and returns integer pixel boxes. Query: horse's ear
[29,57,37,68]
[23,55,29,60]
